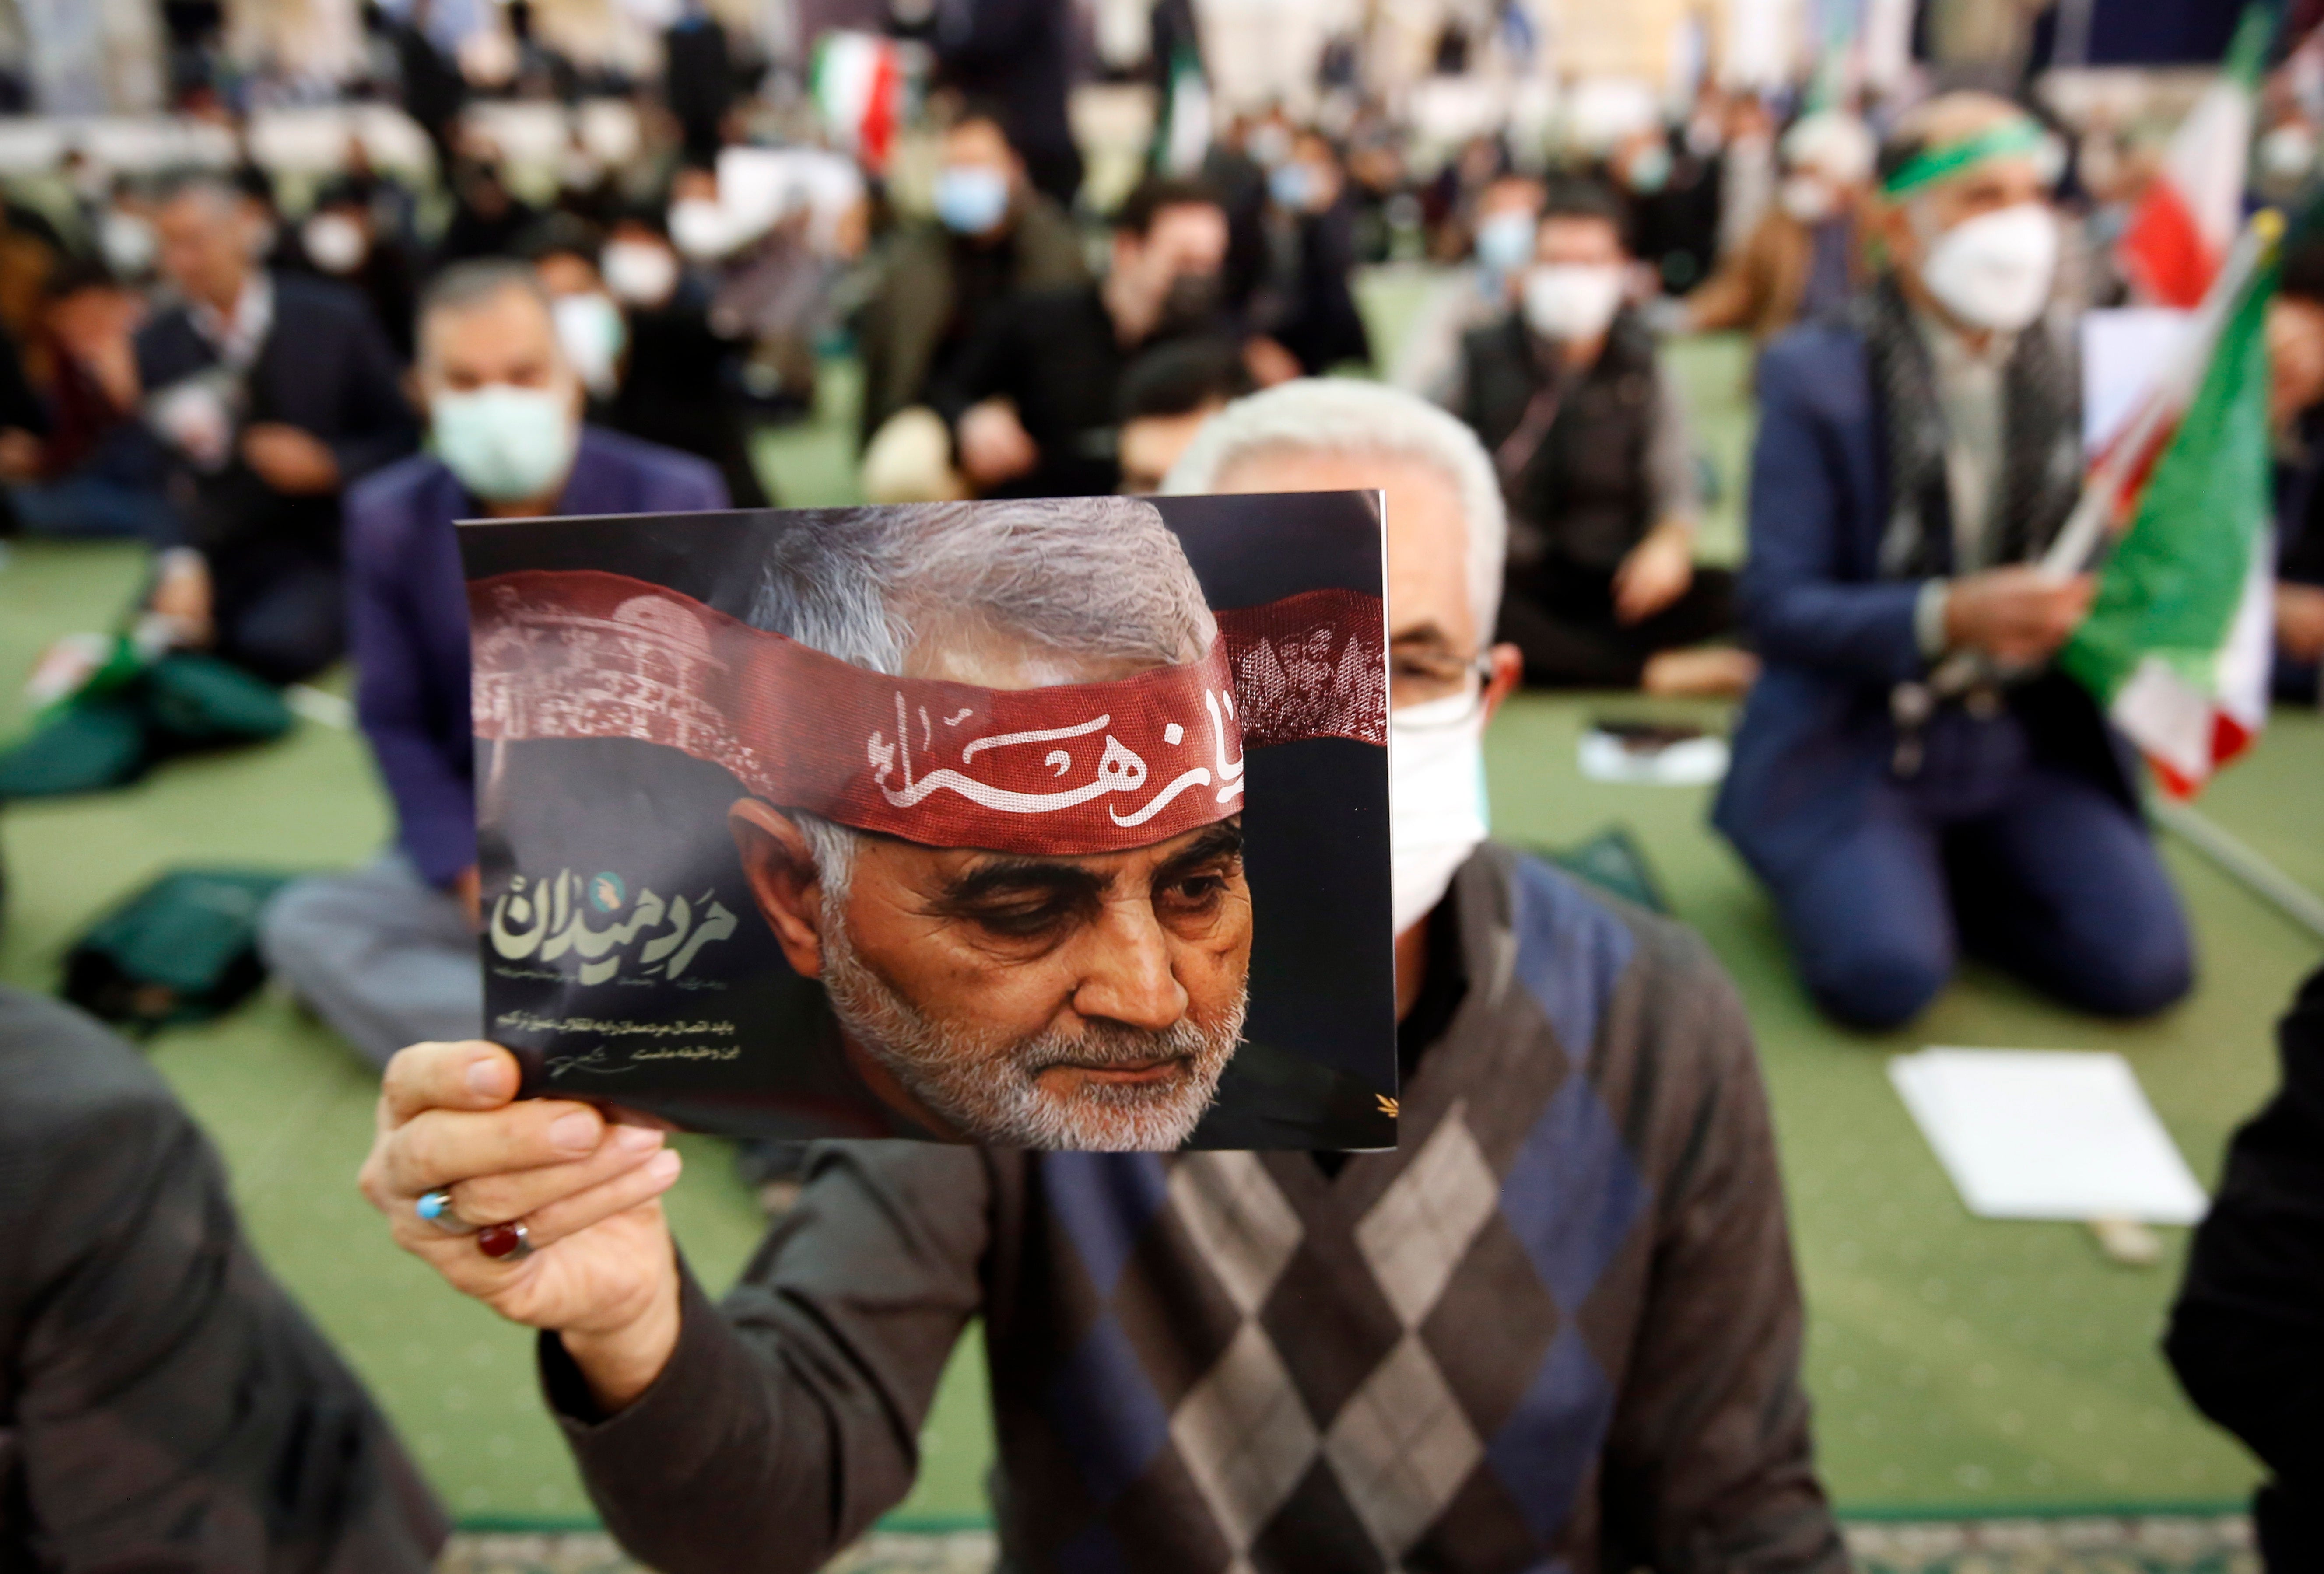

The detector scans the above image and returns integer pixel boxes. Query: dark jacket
[1459,309,1664,572]
[854,196,1088,447]
[2167,962,2324,1569]
[540,846,1843,1574]
[606,286,768,509]
[927,282,1140,498]
[346,427,729,888]
[1264,199,1372,376]
[0,986,447,1571]
[926,0,1081,205]
[133,272,417,558]
[1711,319,2136,883]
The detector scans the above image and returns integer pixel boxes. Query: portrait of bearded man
[463,490,1394,1151]
[725,497,1256,1150]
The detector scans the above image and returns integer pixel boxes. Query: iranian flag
[811,31,905,171]
[2060,218,2279,798]
[2118,5,2271,308]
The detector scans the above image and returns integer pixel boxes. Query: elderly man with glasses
[358,381,1844,1574]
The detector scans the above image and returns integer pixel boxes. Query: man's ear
[729,799,830,979]
[1481,641,1524,726]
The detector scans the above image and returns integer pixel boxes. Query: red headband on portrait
[469,570,1384,856]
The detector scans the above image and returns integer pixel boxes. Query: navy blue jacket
[345,427,728,887]
[134,272,417,553]
[1711,319,2136,881]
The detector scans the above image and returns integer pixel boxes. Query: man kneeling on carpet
[358,381,1845,1573]
[260,260,726,1068]
[1714,93,2194,1031]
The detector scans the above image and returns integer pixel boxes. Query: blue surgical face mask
[1475,210,1538,279]
[431,385,579,502]
[1626,143,1673,195]
[1269,161,1317,212]
[934,165,1011,235]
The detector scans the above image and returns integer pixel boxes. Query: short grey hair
[747,496,1217,890]
[417,258,558,366]
[747,496,1215,672]
[1160,378,1507,636]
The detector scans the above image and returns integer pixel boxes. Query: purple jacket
[345,427,729,886]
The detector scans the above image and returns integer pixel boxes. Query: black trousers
[1496,556,1739,689]
[209,537,345,687]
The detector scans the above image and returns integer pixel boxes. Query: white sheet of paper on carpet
[1889,1048,2208,1224]
[1576,729,1729,786]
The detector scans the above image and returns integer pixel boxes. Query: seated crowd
[5,61,2324,1574]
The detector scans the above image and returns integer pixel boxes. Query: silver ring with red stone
[476,1221,534,1262]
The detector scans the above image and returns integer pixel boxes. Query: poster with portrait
[460,493,1395,1151]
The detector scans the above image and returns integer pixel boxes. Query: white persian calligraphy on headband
[867,690,1244,828]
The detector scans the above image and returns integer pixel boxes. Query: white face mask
[667,197,736,262]
[1388,692,1490,935]
[602,238,680,308]
[1779,174,1834,224]
[1521,262,1625,343]
[1919,202,2058,334]
[301,211,368,274]
[552,292,627,396]
[98,210,156,277]
[2261,123,2317,182]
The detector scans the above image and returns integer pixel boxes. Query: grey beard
[817,897,1246,1151]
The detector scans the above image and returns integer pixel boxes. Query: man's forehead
[426,288,556,367]
[897,616,1155,688]
[876,818,1242,882]
[946,120,1012,162]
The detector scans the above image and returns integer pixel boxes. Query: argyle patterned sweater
[544,845,1845,1573]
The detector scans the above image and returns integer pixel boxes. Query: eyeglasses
[1390,651,1494,730]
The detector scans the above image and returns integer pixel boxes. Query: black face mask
[1154,269,1225,339]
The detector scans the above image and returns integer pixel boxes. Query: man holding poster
[360,382,1840,1574]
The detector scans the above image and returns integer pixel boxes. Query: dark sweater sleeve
[2165,962,2324,1494]
[3,989,447,1571]
[1595,928,1847,1574]
[925,301,1019,430]
[544,1141,993,1573]
[323,302,421,484]
[347,486,473,887]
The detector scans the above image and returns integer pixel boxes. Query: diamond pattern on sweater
[1166,1152,1303,1316]
[1324,1330,1487,1562]
[1353,1099,1498,1329]
[1169,1320,1319,1557]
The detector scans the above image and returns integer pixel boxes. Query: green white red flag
[2061,219,2279,797]
[810,31,904,171]
[2117,6,2270,308]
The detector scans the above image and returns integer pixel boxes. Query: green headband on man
[1882,117,2063,199]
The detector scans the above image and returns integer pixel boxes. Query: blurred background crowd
[2,0,2324,1569]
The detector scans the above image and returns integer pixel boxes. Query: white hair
[1160,378,1507,636]
[747,496,1217,892]
[1783,112,1877,185]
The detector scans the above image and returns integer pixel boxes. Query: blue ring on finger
[416,1188,473,1234]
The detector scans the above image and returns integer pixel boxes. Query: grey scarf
[1855,277,2083,580]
